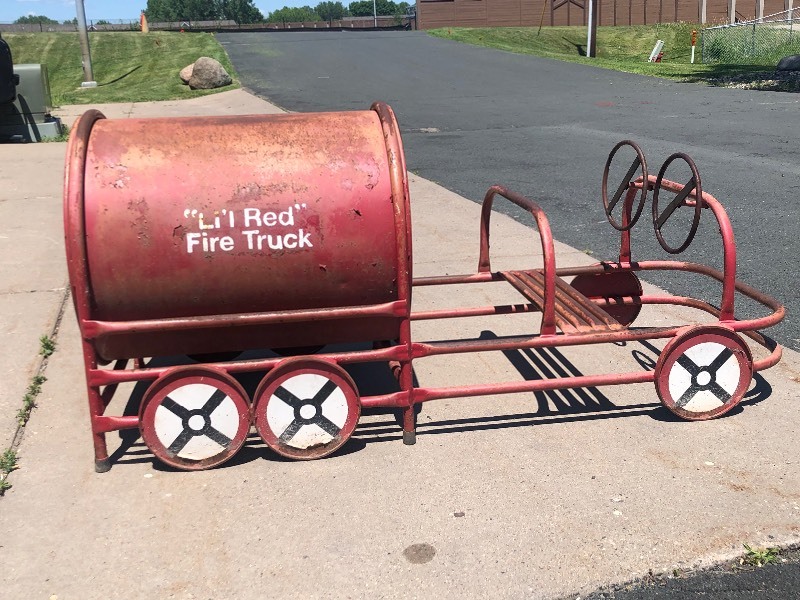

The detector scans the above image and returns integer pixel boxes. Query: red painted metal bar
[82,300,408,338]
[621,176,738,321]
[93,415,139,433]
[412,260,782,332]
[411,303,540,321]
[360,391,408,409]
[413,371,655,404]
[413,327,679,357]
[64,109,112,472]
[650,176,738,322]
[413,271,498,287]
[590,295,782,371]
[372,102,417,443]
[88,344,406,387]
[618,185,638,264]
[478,186,558,336]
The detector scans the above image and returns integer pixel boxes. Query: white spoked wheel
[139,367,251,470]
[655,325,753,421]
[253,358,361,460]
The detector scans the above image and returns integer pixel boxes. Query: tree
[219,0,264,23]
[63,18,78,25]
[348,0,401,17]
[145,0,263,23]
[14,15,59,24]
[315,1,347,22]
[266,6,321,23]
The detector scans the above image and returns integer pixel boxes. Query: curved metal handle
[478,185,558,336]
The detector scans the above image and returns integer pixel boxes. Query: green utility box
[0,62,63,142]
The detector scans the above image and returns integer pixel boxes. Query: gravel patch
[704,69,800,92]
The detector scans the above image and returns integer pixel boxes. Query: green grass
[429,23,768,82]
[4,32,239,106]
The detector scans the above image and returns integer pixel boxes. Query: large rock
[776,54,800,71]
[188,57,232,90]
[179,63,194,85]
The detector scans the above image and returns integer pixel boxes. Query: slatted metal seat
[501,269,623,334]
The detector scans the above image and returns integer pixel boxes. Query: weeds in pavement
[0,449,19,494]
[42,124,71,143]
[17,375,46,426]
[742,543,780,567]
[39,334,56,358]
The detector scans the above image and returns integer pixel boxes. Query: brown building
[416,0,791,29]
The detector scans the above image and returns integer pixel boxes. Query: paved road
[219,30,800,355]
[581,549,800,599]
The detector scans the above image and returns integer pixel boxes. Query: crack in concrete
[2,287,71,494]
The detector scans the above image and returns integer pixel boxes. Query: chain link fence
[702,7,800,64]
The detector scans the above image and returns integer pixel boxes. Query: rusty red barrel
[64,103,412,361]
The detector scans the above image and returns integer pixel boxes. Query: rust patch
[127,197,151,248]
[172,225,187,240]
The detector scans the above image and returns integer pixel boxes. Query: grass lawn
[429,23,769,83]
[4,32,238,106]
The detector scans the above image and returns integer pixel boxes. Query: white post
[757,0,764,20]
[586,0,593,56]
[728,0,736,23]
[76,0,97,87]
[586,0,597,57]
[373,0,378,27]
[700,0,707,24]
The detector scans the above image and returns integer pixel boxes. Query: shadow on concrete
[106,331,775,467]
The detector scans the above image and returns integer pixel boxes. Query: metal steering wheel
[602,140,649,231]
[652,153,703,254]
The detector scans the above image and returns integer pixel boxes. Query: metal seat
[501,269,623,334]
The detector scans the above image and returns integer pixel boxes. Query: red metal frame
[65,110,784,471]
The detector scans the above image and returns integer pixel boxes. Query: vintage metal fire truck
[64,104,783,471]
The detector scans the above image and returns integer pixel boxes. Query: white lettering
[186,232,201,253]
[242,230,260,250]
[198,212,216,230]
[183,204,312,255]
[298,229,313,248]
[243,208,261,227]
[278,207,294,226]
[218,236,234,251]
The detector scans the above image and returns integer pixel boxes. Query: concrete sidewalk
[0,89,798,600]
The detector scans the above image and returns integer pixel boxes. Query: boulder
[776,54,800,71]
[179,63,194,85]
[188,57,232,90]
